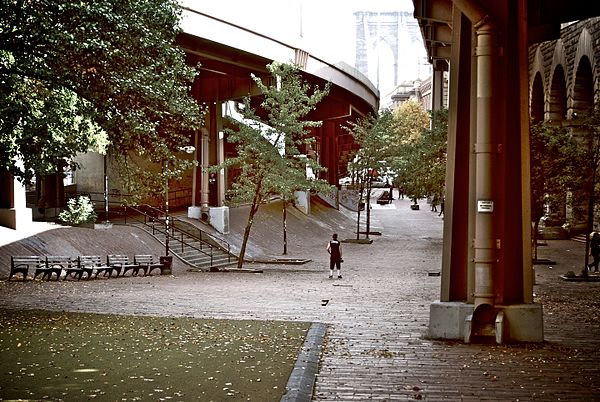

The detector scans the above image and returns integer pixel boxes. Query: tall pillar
[200,126,210,220]
[207,102,229,233]
[322,121,338,185]
[431,64,446,111]
[472,21,497,310]
[0,170,32,229]
[429,0,542,343]
[188,129,202,219]
[439,11,474,304]
[215,107,226,207]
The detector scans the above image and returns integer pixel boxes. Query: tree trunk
[365,178,372,239]
[356,180,365,240]
[238,184,263,268]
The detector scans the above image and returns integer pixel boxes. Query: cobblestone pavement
[1,195,600,401]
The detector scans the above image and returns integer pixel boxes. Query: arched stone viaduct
[529,17,600,124]
[529,17,600,228]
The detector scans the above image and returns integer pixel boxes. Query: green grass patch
[0,309,309,401]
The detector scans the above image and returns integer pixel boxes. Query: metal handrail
[137,205,230,255]
[123,205,216,265]
[170,218,232,261]
[129,204,232,262]
[125,204,231,265]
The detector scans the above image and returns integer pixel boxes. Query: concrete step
[129,223,235,270]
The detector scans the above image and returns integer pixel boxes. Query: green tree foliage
[390,102,445,203]
[530,122,580,231]
[391,99,430,145]
[58,195,97,225]
[344,111,394,238]
[1,0,201,190]
[221,62,331,267]
[576,107,600,211]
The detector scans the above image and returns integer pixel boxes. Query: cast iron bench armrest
[107,254,142,277]
[77,255,114,279]
[134,254,165,276]
[9,256,45,281]
[36,256,73,281]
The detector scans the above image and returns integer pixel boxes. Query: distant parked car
[339,177,352,185]
[371,177,387,188]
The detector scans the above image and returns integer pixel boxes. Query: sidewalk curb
[280,322,327,402]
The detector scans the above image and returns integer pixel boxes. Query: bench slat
[9,256,45,281]
[134,254,167,276]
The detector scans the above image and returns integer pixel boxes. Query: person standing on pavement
[327,233,343,279]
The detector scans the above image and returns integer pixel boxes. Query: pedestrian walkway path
[0,193,599,400]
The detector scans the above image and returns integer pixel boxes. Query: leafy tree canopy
[529,121,581,226]
[224,62,331,206]
[388,101,439,200]
[391,99,430,145]
[1,0,201,185]
[221,62,331,267]
[345,110,394,185]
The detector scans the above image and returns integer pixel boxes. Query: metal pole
[366,171,372,239]
[165,160,169,256]
[283,200,288,255]
[103,154,109,223]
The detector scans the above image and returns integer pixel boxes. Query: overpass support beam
[429,0,543,343]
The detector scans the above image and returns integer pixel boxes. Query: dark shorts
[330,259,341,270]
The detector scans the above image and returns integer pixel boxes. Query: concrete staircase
[131,218,236,271]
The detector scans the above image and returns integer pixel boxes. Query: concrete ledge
[0,207,32,230]
[209,206,229,234]
[281,322,327,402]
[429,301,473,340]
[501,303,544,342]
[342,238,373,244]
[429,301,544,342]
[250,258,312,265]
[560,274,600,282]
[187,206,201,219]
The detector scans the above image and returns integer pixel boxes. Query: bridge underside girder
[413,0,600,342]
[177,31,376,185]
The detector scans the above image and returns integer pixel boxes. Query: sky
[189,0,429,100]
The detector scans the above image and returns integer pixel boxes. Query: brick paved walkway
[1,194,599,401]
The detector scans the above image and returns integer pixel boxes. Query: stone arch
[572,56,595,116]
[529,46,546,122]
[548,65,568,121]
[570,28,596,118]
[548,40,568,122]
[530,73,545,123]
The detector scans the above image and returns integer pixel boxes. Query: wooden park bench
[69,255,114,280]
[134,255,167,276]
[34,256,73,281]
[107,254,142,277]
[9,256,45,281]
